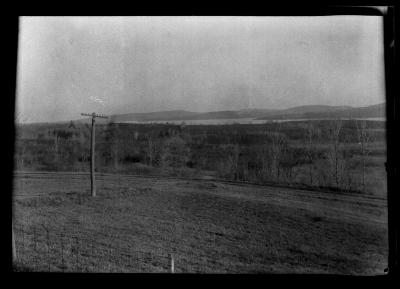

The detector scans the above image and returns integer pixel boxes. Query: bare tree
[53,131,60,163]
[355,119,372,193]
[305,123,319,186]
[147,136,163,167]
[103,122,121,170]
[327,119,343,190]
[162,135,190,175]
[112,138,121,170]
[134,131,139,141]
[269,124,286,182]
[16,140,27,169]
[147,138,154,166]
[227,143,240,180]
[51,129,74,167]
[258,145,272,181]
[78,129,90,171]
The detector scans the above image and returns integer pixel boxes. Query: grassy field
[13,171,388,274]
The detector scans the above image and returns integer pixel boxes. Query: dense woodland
[14,120,386,196]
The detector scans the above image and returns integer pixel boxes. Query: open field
[13,171,388,274]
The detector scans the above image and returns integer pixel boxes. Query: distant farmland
[13,172,388,274]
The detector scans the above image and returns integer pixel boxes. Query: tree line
[14,119,385,194]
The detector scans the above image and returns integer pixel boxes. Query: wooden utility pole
[81,113,108,197]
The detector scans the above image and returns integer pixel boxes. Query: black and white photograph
[12,15,390,274]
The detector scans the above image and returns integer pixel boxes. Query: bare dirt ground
[13,171,388,274]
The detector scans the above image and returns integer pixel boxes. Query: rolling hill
[105,103,384,123]
[109,110,200,122]
[108,109,279,122]
[42,102,384,125]
[256,103,385,120]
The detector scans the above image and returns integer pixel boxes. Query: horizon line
[15,101,385,125]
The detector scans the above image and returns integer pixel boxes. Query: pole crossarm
[81,113,108,119]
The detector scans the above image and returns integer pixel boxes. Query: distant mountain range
[100,103,384,123]
[256,103,385,120]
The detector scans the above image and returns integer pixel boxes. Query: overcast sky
[16,16,385,123]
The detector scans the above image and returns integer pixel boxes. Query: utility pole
[81,112,108,197]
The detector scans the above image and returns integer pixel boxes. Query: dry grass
[13,172,388,274]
